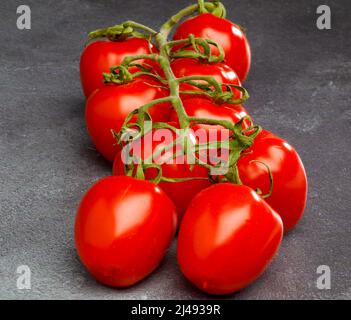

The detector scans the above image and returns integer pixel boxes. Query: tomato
[173,13,251,82]
[169,98,250,176]
[113,128,211,221]
[170,97,249,133]
[238,130,308,232]
[80,38,159,98]
[85,76,171,162]
[75,176,177,287]
[177,183,283,295]
[171,58,242,100]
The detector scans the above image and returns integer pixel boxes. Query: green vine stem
[103,59,249,105]
[160,1,226,37]
[90,1,265,187]
[88,21,158,41]
[198,0,206,13]
[166,36,225,63]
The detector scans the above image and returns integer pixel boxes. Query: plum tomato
[75,176,177,287]
[80,38,159,98]
[85,76,171,162]
[173,13,251,82]
[177,183,283,295]
[238,130,308,232]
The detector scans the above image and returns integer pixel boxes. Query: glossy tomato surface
[171,58,242,100]
[85,77,171,162]
[177,183,283,295]
[80,38,158,98]
[113,128,211,221]
[75,176,177,287]
[173,14,251,82]
[238,130,308,232]
[170,97,249,133]
[170,98,250,176]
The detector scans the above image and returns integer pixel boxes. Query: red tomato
[171,58,242,100]
[177,183,283,295]
[170,97,249,133]
[80,38,159,98]
[238,130,308,232]
[170,98,250,175]
[173,13,251,82]
[113,128,211,221]
[85,76,171,162]
[75,176,177,287]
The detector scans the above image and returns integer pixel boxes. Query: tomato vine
[88,0,262,186]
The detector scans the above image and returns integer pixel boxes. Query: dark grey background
[0,0,350,300]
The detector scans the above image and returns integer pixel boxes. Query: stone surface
[0,0,350,300]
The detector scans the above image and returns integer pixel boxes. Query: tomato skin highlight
[85,77,171,162]
[74,176,177,287]
[112,128,211,221]
[177,183,283,295]
[80,38,159,98]
[238,130,308,232]
[170,58,242,101]
[173,13,251,82]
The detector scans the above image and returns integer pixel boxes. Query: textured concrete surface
[0,0,350,300]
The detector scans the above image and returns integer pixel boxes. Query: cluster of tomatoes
[75,1,307,295]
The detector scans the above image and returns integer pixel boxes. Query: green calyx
[103,65,134,84]
[214,85,250,105]
[89,25,134,41]
[88,21,158,41]
[197,0,226,18]
[103,53,168,85]
[167,34,225,63]
[159,1,226,38]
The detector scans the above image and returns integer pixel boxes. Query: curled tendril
[249,160,274,199]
